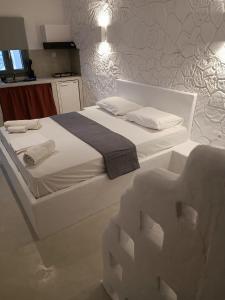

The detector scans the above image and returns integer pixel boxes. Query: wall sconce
[98,12,110,42]
[97,6,111,55]
[101,26,107,42]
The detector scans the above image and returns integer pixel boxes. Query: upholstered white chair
[102,145,225,300]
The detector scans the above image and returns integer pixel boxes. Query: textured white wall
[65,0,225,146]
[0,0,66,49]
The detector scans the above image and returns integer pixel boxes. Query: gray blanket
[51,112,140,179]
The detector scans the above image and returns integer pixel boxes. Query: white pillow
[97,97,142,116]
[127,107,183,130]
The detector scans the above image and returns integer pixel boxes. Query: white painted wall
[0,0,66,49]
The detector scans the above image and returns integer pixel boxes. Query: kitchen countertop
[0,76,81,88]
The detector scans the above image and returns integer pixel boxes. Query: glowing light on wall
[97,3,111,28]
[98,41,111,56]
[98,12,110,28]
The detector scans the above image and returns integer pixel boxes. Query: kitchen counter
[0,76,81,88]
[0,76,83,126]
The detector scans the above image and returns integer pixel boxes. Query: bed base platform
[0,140,186,239]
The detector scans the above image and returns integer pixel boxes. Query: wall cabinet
[56,80,81,113]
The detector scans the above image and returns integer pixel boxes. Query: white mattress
[0,107,188,198]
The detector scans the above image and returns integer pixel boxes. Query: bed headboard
[115,79,197,137]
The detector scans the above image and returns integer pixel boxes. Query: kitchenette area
[0,16,83,125]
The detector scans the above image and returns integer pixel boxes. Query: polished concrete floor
[0,169,118,300]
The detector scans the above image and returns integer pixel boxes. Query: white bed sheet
[0,107,188,198]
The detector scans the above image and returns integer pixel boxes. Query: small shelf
[43,42,77,49]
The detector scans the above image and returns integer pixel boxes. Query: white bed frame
[0,80,197,239]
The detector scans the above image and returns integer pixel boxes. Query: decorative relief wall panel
[64,0,225,146]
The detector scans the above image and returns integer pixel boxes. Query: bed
[0,80,197,238]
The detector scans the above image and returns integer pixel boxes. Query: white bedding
[0,107,188,198]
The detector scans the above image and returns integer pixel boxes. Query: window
[0,51,6,71]
[10,50,24,70]
[0,49,28,76]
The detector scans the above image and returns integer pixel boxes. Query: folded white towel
[7,126,28,133]
[23,140,55,166]
[4,119,41,130]
[10,133,48,153]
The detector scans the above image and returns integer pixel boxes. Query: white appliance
[56,80,81,113]
[41,25,72,42]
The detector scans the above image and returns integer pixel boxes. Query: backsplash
[29,49,80,78]
[64,0,225,147]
